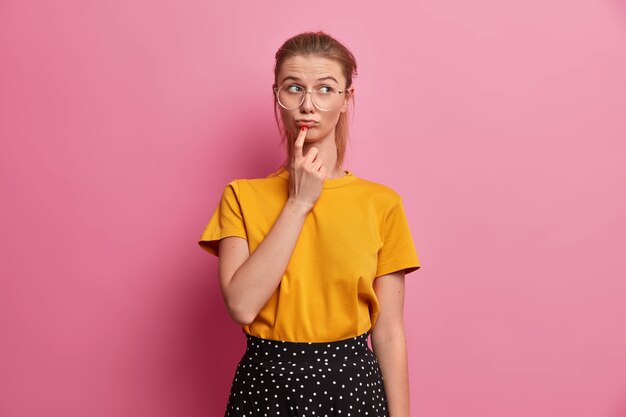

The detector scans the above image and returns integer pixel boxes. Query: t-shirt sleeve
[375,197,421,278]
[198,180,248,256]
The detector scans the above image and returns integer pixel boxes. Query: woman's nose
[300,91,315,111]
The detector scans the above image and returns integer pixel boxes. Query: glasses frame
[273,83,349,112]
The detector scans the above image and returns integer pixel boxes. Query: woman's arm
[371,270,410,417]
[217,197,310,325]
[217,126,324,325]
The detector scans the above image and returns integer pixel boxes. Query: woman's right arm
[217,126,325,325]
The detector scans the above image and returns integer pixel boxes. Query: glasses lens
[276,85,341,111]
[276,85,301,109]
[312,86,338,111]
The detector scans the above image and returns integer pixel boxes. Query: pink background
[1,0,626,416]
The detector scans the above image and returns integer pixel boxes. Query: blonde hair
[272,31,358,173]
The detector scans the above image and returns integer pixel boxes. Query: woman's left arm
[371,270,410,417]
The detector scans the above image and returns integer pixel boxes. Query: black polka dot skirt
[224,332,389,417]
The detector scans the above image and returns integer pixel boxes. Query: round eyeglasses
[273,84,348,112]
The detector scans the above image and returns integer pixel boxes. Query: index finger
[293,126,307,161]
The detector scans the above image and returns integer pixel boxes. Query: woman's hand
[287,126,326,211]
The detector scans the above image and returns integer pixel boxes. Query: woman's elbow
[225,301,257,326]
[230,312,255,326]
[220,280,257,325]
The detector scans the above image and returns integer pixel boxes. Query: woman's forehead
[278,55,344,83]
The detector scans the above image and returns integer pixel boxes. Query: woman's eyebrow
[281,76,338,84]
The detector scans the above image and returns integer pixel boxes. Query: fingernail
[301,126,307,131]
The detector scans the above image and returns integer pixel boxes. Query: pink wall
[1,0,625,416]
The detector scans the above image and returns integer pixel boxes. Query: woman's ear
[340,88,354,113]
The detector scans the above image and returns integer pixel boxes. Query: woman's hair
[272,31,358,173]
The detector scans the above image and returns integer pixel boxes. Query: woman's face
[275,55,352,144]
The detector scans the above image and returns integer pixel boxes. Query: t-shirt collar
[276,166,357,189]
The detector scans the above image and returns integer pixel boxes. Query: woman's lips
[297,120,317,127]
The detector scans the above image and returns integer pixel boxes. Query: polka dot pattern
[223,332,389,416]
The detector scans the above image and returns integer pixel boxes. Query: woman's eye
[287,85,302,93]
[318,86,334,94]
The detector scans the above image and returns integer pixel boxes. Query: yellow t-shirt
[198,166,420,342]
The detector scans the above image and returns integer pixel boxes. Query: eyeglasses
[273,83,348,112]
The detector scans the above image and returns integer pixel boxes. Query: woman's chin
[291,129,314,139]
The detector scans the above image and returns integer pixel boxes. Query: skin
[275,54,353,179]
[371,271,411,417]
[217,54,410,417]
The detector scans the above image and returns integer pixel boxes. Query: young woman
[199,31,421,417]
